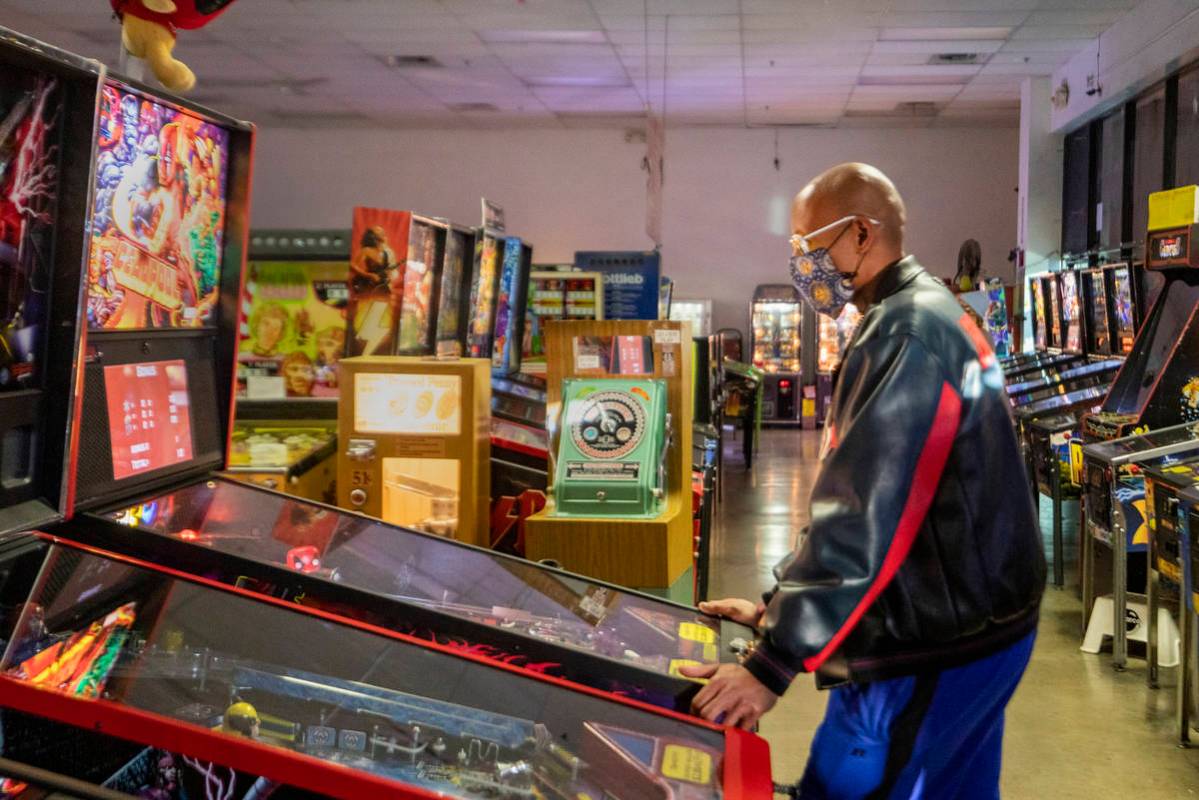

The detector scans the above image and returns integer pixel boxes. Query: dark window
[1098,109,1125,250]
[1175,65,1199,188]
[1062,126,1091,255]
[1132,86,1167,243]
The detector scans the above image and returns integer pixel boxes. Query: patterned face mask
[789,223,856,318]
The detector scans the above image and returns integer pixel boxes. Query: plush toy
[110,0,240,93]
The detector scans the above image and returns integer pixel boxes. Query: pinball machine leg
[1178,609,1193,747]
[1146,531,1158,684]
[1081,516,1095,636]
[1114,502,1130,672]
[1051,467,1064,588]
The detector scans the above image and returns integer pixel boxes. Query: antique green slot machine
[552,378,670,517]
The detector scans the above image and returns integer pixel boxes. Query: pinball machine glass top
[86,81,232,331]
[0,536,736,800]
[106,477,727,679]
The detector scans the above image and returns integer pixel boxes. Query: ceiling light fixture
[525,76,632,88]
[480,30,606,44]
[879,27,1012,41]
[383,55,444,68]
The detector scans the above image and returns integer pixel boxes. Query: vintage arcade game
[750,283,802,424]
[1142,458,1199,689]
[1030,272,1049,353]
[814,305,863,424]
[1082,186,1199,442]
[0,532,773,798]
[1171,484,1199,746]
[525,320,695,601]
[0,29,97,541]
[1081,266,1114,358]
[1057,268,1086,357]
[337,356,491,545]
[491,236,531,376]
[521,269,603,372]
[1006,358,1123,409]
[230,229,349,502]
[1105,261,1142,357]
[465,229,504,360]
[433,222,477,358]
[1080,422,1199,670]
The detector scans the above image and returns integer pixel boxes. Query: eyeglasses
[791,215,882,256]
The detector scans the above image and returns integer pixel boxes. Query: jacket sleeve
[742,333,963,695]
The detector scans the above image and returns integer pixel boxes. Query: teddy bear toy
[110,0,239,93]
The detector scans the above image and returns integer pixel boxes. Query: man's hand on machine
[679,663,778,730]
[698,598,765,628]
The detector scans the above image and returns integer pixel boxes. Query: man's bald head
[793,162,906,249]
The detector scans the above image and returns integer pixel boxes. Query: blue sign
[574,251,661,320]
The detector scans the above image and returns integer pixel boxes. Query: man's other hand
[678,663,778,730]
[697,598,764,627]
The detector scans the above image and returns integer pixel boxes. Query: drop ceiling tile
[1011,24,1107,40]
[976,61,1058,76]
[1021,9,1127,25]
[664,30,742,45]
[871,39,1006,55]
[860,64,982,78]
[851,83,964,100]
[1033,0,1136,8]
[1000,38,1095,53]
[664,15,740,31]
[597,15,667,32]
[646,0,734,13]
[880,11,1032,27]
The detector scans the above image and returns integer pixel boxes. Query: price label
[351,470,373,488]
[678,622,716,644]
[661,745,713,785]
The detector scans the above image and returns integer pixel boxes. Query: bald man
[682,164,1044,798]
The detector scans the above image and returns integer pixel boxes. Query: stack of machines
[0,29,777,797]
[230,230,350,504]
[1078,186,1199,709]
[749,284,802,424]
[813,305,863,425]
[1002,262,1139,586]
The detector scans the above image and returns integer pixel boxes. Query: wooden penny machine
[337,357,491,546]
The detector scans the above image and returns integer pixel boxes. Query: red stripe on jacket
[802,381,963,673]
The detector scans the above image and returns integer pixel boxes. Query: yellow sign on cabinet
[1147,185,1199,231]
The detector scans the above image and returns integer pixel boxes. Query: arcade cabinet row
[749,283,861,426]
[0,27,774,798]
[1005,184,1199,751]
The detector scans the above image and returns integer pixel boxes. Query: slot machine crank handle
[656,413,673,500]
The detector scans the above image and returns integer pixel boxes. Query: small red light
[780,380,791,387]
[179,529,199,541]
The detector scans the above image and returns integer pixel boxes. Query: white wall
[250,125,1018,334]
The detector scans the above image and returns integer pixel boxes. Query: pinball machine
[0,30,780,795]
[229,230,349,503]
[0,531,773,799]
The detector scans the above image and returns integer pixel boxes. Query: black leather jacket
[743,257,1045,693]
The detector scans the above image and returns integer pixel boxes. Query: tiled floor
[710,427,1199,797]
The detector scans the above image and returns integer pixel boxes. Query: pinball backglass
[87,81,231,330]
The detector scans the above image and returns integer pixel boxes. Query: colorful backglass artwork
[398,220,439,353]
[0,64,63,391]
[435,228,469,356]
[1061,271,1081,352]
[466,233,500,358]
[348,206,410,356]
[1032,278,1046,350]
[104,359,193,480]
[88,83,230,329]
[1112,267,1135,352]
[237,261,349,398]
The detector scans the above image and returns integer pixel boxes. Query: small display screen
[88,83,231,329]
[1151,232,1188,263]
[354,372,461,435]
[104,359,194,480]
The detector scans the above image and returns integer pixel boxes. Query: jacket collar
[852,255,923,312]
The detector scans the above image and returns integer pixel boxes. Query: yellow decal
[703,642,718,662]
[678,622,716,644]
[661,745,713,784]
[669,659,706,682]
[1131,499,1150,546]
